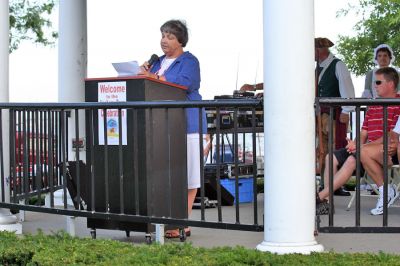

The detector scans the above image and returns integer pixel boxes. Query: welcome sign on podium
[97,81,127,145]
[84,76,188,233]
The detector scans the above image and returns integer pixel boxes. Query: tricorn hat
[315,37,334,48]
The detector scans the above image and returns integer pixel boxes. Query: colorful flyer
[98,81,127,145]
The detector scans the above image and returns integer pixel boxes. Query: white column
[58,0,87,234]
[257,0,323,254]
[58,0,87,161]
[0,0,22,234]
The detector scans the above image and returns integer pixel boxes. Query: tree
[335,0,400,76]
[9,0,57,53]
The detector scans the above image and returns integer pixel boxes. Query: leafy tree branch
[9,0,57,53]
[336,0,400,76]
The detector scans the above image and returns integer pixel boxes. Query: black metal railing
[317,98,400,233]
[0,99,264,234]
[9,109,64,204]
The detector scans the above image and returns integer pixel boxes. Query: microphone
[147,54,159,67]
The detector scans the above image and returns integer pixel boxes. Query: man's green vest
[318,59,340,97]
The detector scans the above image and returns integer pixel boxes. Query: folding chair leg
[346,172,379,210]
[346,191,355,210]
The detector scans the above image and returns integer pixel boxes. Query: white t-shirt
[157,58,176,75]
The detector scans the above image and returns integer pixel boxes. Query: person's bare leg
[323,153,339,192]
[362,143,397,215]
[319,156,356,200]
[188,188,198,216]
[165,188,197,237]
[361,144,392,187]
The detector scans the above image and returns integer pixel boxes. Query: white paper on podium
[112,60,140,77]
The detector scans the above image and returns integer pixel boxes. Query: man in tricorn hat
[315,37,355,196]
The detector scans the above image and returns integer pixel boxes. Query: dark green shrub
[0,231,399,265]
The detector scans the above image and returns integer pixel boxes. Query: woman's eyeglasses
[375,80,384,85]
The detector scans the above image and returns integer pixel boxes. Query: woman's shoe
[165,230,180,239]
[165,228,191,238]
[185,227,191,237]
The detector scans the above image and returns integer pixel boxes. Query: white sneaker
[370,185,398,216]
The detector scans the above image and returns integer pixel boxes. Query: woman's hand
[137,68,159,79]
[140,61,151,71]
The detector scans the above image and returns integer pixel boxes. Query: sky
[9,0,363,102]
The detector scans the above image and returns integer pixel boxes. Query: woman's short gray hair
[160,20,189,47]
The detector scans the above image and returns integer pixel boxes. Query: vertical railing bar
[10,110,17,203]
[75,109,81,210]
[59,111,63,185]
[349,111,354,140]
[355,106,361,226]
[233,108,240,223]
[118,108,124,214]
[48,110,54,207]
[215,107,222,222]
[165,108,172,217]
[39,110,43,195]
[148,108,155,215]
[251,107,258,225]
[199,107,205,221]
[55,111,60,186]
[65,111,69,162]
[328,106,334,226]
[242,130,246,164]
[17,111,22,195]
[132,109,139,215]
[43,111,48,190]
[28,111,32,198]
[28,111,32,194]
[39,111,44,194]
[89,109,96,212]
[60,110,67,209]
[383,106,388,226]
[103,108,109,213]
[35,110,42,204]
[23,110,29,204]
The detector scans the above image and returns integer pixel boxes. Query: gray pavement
[15,191,400,254]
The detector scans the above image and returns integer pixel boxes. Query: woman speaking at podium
[138,19,207,238]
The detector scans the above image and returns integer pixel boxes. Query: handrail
[0,99,262,109]
[318,97,400,106]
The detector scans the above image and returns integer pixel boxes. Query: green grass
[0,231,399,265]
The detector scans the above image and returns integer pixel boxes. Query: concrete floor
[14,191,400,254]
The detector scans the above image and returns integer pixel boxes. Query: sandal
[165,229,180,239]
[165,228,191,238]
[185,227,191,237]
